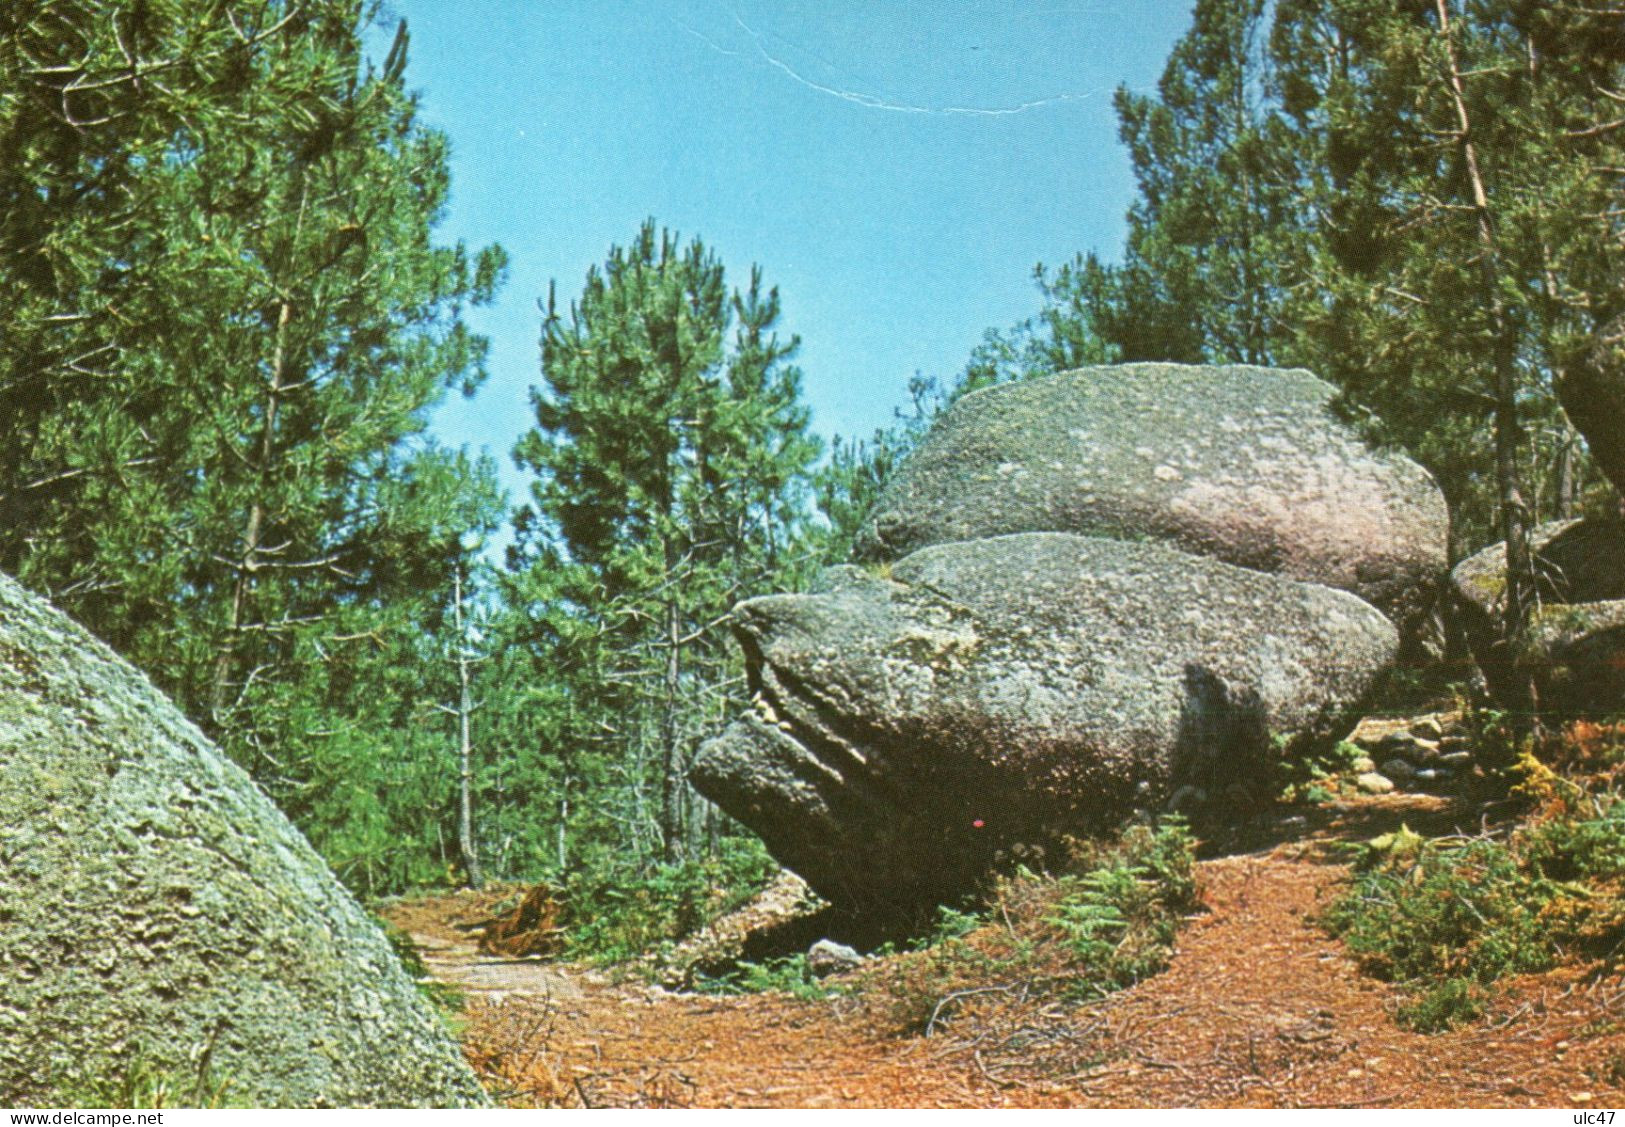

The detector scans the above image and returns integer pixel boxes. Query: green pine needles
[505,220,822,873]
[0,0,508,897]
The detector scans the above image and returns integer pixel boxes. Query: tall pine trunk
[659,592,684,863]
[211,296,294,726]
[1436,0,1537,707]
[453,566,483,889]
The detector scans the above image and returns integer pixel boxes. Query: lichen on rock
[695,364,1446,923]
[853,363,1448,630]
[0,573,487,1108]
[692,533,1397,918]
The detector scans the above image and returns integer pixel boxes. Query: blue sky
[379,1,1195,506]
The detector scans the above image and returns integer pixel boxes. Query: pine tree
[510,221,819,866]
[0,2,509,888]
[1109,0,1309,366]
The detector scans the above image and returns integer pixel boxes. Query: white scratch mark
[668,14,743,58]
[674,6,1111,118]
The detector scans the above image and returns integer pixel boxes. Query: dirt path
[386,796,1625,1109]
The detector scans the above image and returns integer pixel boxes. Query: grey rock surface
[853,363,1448,627]
[1452,516,1625,712]
[691,533,1396,916]
[1356,773,1395,795]
[0,573,487,1107]
[807,939,862,978]
[1410,717,1445,741]
[1381,758,1418,782]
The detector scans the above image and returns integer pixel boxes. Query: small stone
[807,939,862,978]
[1409,738,1442,763]
[1410,717,1445,740]
[1572,1092,1594,1103]
[1351,755,1377,774]
[1356,772,1395,795]
[1439,734,1472,753]
[1439,751,1475,770]
[1381,758,1417,781]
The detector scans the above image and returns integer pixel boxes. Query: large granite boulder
[853,363,1448,628]
[691,533,1397,917]
[0,573,487,1107]
[1452,517,1625,713]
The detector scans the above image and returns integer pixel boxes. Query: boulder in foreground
[0,573,487,1107]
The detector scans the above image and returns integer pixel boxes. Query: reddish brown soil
[387,795,1625,1109]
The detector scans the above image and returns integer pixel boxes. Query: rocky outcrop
[1452,517,1625,713]
[696,364,1447,922]
[1347,712,1475,794]
[0,573,487,1107]
[1556,314,1625,499]
[853,363,1448,629]
[692,533,1397,917]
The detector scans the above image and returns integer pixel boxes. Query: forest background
[4,0,1624,957]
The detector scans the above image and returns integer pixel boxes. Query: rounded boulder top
[852,363,1449,626]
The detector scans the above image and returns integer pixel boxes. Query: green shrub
[1275,739,1365,804]
[693,954,836,1001]
[1397,977,1488,1033]
[1522,799,1625,881]
[1047,818,1201,999]
[1324,794,1625,1031]
[561,835,779,964]
[926,904,984,944]
[1047,873,1134,985]
[1323,833,1555,1022]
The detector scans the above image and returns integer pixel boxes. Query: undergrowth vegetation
[1322,718,1625,1032]
[558,837,780,965]
[1276,738,1367,805]
[694,954,834,1002]
[860,818,1201,1035]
